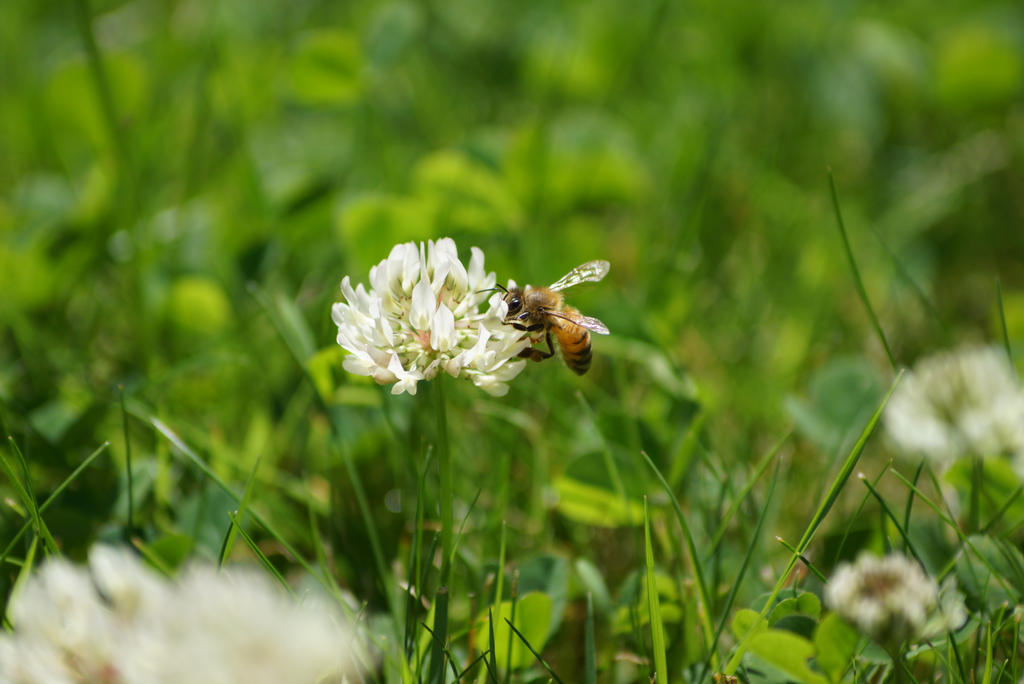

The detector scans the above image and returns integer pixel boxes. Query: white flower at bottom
[824,552,965,649]
[332,238,530,396]
[885,346,1024,473]
[0,547,364,684]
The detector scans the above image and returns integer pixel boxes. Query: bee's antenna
[477,283,508,295]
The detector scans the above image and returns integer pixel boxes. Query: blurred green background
[2,0,1023,677]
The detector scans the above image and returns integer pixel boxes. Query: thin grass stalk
[981,483,1023,533]
[639,450,716,666]
[889,468,1018,598]
[503,618,564,684]
[119,386,134,535]
[723,369,904,676]
[773,536,826,582]
[1,437,56,555]
[859,474,926,566]
[0,441,109,573]
[227,511,294,595]
[427,587,450,684]
[505,570,520,682]
[700,453,780,683]
[218,452,263,567]
[707,431,789,556]
[831,464,887,566]
[996,278,1013,367]
[644,497,669,683]
[828,169,896,371]
[902,459,925,546]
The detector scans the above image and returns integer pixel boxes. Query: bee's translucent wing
[545,309,610,335]
[548,260,610,292]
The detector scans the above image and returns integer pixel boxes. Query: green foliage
[2,0,1023,681]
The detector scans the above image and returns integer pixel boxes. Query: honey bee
[496,260,610,375]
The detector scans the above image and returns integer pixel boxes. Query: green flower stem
[429,374,454,683]
[436,373,453,586]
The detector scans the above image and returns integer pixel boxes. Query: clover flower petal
[332,238,530,395]
[0,547,364,683]
[885,346,1024,473]
[824,552,963,650]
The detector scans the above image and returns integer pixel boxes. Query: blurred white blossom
[0,546,363,684]
[885,346,1024,474]
[331,238,529,396]
[825,552,966,649]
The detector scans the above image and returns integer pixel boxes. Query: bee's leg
[518,332,555,362]
[511,323,544,332]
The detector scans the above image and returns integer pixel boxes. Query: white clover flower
[331,238,530,396]
[824,552,964,649]
[885,346,1024,473]
[0,547,364,684]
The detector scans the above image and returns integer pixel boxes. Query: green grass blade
[864,221,950,344]
[859,472,925,566]
[1,535,39,626]
[830,466,882,566]
[427,587,450,684]
[248,282,394,613]
[144,415,340,597]
[488,607,499,684]
[724,369,903,675]
[889,469,1018,598]
[0,441,110,569]
[459,651,491,681]
[640,449,716,660]
[828,169,896,371]
[702,453,781,683]
[644,497,669,683]
[227,511,294,596]
[506,572,520,680]
[503,618,565,684]
[119,386,134,535]
[707,432,790,556]
[996,278,1013,367]
[219,452,264,567]
[773,536,827,582]
[2,437,58,555]
[419,621,462,683]
[902,459,925,543]
[668,412,706,490]
[131,539,175,577]
[494,520,507,606]
[981,484,1023,534]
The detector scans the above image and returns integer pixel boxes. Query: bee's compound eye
[509,297,521,312]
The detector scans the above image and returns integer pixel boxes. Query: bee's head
[503,287,524,317]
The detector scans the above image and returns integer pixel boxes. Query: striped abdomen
[551,307,592,375]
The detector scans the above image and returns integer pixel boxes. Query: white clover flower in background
[0,546,364,684]
[332,238,530,396]
[824,552,966,649]
[885,346,1024,474]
